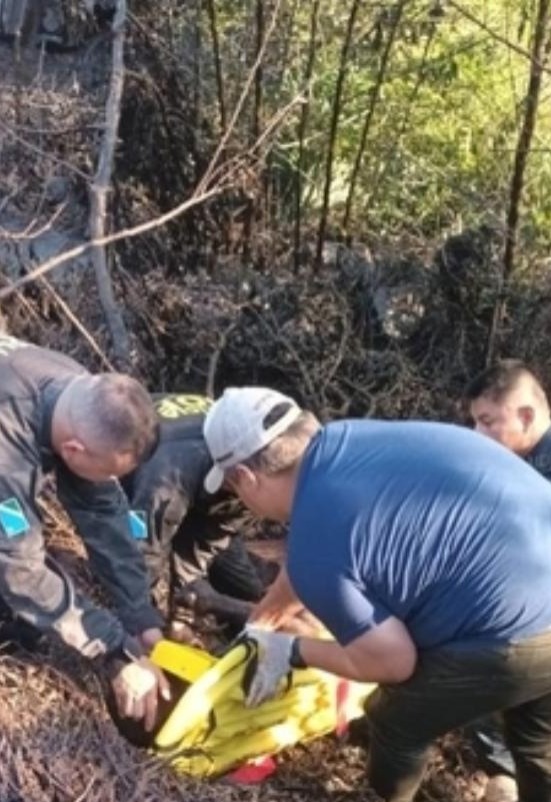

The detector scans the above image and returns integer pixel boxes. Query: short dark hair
[464,359,543,404]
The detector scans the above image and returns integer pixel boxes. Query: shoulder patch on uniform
[0,497,30,537]
[128,510,148,540]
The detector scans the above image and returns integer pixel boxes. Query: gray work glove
[244,625,294,707]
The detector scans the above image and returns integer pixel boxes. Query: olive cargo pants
[365,630,551,802]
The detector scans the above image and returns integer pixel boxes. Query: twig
[293,0,320,274]
[206,318,241,398]
[0,183,226,298]
[0,92,302,300]
[74,775,96,802]
[253,306,318,404]
[205,0,226,132]
[0,202,67,241]
[195,0,283,195]
[0,118,91,180]
[343,2,408,233]
[38,275,115,370]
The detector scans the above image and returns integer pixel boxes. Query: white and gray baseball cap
[203,386,302,493]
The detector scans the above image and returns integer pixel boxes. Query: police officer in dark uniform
[0,334,169,731]
[121,393,278,632]
[465,360,551,801]
[466,359,551,478]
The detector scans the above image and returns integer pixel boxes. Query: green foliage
[272,0,548,242]
[208,0,550,253]
[132,0,551,261]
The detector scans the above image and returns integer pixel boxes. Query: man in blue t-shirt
[201,386,551,802]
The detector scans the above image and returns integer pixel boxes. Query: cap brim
[204,464,225,494]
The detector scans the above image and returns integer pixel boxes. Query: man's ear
[518,405,535,430]
[58,438,86,462]
[228,463,258,491]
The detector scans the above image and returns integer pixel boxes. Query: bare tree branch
[37,275,115,371]
[0,185,224,299]
[0,92,302,300]
[0,118,92,180]
[0,203,67,241]
[0,1,298,307]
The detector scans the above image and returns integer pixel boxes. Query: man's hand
[248,568,304,631]
[111,656,171,731]
[244,626,294,707]
[137,627,163,654]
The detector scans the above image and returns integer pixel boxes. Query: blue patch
[128,510,148,540]
[0,497,30,537]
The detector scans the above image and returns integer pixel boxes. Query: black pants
[465,715,515,776]
[366,631,551,802]
[206,538,267,602]
[0,596,43,651]
[142,506,267,602]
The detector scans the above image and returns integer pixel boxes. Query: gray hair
[66,374,159,460]
[239,409,320,475]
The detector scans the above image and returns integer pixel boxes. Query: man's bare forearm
[249,566,304,628]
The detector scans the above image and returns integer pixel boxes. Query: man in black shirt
[122,393,276,633]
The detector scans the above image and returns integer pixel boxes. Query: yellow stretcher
[146,637,376,778]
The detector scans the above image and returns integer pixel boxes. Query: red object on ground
[335,679,351,736]
[225,756,277,784]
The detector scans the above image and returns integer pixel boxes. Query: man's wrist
[104,635,144,668]
[289,636,307,669]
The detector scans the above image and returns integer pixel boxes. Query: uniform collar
[39,379,72,455]
[526,425,551,479]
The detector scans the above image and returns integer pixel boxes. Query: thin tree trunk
[342,1,408,235]
[243,0,265,265]
[314,0,362,271]
[206,0,226,132]
[192,0,203,170]
[89,0,130,370]
[293,0,320,274]
[253,0,264,140]
[486,0,551,364]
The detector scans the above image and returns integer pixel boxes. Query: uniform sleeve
[130,466,191,554]
[528,441,551,482]
[0,464,126,657]
[126,429,212,586]
[56,463,163,635]
[288,557,391,646]
[172,504,233,585]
